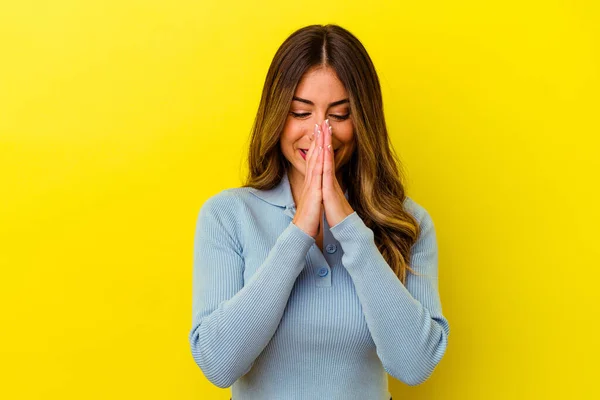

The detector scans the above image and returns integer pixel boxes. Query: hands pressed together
[292,119,355,238]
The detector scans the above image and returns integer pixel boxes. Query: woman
[189,24,450,400]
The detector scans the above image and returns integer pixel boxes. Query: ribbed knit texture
[188,170,450,400]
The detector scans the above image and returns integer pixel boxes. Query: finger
[313,139,323,196]
[304,124,319,184]
[306,123,318,160]
[308,124,322,186]
[323,119,334,191]
[311,124,322,169]
[329,122,336,179]
[314,120,324,179]
[312,123,323,176]
[318,119,324,156]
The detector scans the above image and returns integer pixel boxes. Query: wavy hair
[241,24,421,284]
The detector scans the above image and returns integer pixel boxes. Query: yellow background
[1,0,598,398]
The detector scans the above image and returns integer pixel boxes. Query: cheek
[282,121,306,142]
[334,124,354,145]
[280,124,303,155]
[284,115,304,129]
[283,118,297,133]
[281,123,295,141]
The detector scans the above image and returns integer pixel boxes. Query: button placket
[315,263,331,287]
[312,211,335,287]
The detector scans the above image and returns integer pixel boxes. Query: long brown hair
[241,24,421,284]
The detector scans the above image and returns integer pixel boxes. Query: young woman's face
[280,66,355,180]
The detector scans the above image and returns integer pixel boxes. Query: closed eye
[289,112,350,121]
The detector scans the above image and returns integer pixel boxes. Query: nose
[310,110,328,126]
[312,116,328,134]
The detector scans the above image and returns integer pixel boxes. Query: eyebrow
[292,96,349,108]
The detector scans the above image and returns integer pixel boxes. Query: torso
[315,223,324,253]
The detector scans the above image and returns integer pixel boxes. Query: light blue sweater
[188,169,450,399]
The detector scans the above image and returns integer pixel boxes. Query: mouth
[298,148,337,160]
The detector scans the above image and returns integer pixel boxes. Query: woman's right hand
[292,122,325,238]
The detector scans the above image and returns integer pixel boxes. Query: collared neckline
[249,169,349,210]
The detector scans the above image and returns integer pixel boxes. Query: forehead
[294,67,348,101]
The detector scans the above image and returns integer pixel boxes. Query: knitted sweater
[188,170,450,399]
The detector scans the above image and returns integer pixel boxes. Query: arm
[329,205,450,386]
[188,192,315,388]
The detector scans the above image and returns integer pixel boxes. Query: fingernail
[327,144,331,152]
[325,119,332,135]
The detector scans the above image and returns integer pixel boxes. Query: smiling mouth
[299,148,338,157]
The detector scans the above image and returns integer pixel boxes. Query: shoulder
[403,195,432,224]
[195,186,261,223]
[401,197,438,260]
[403,195,436,242]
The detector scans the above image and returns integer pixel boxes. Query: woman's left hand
[321,119,355,228]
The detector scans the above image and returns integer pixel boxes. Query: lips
[298,148,337,160]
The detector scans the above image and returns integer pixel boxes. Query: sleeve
[188,193,315,388]
[329,207,450,386]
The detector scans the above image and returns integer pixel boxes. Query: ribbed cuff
[329,212,379,274]
[330,211,374,244]
[270,221,316,275]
